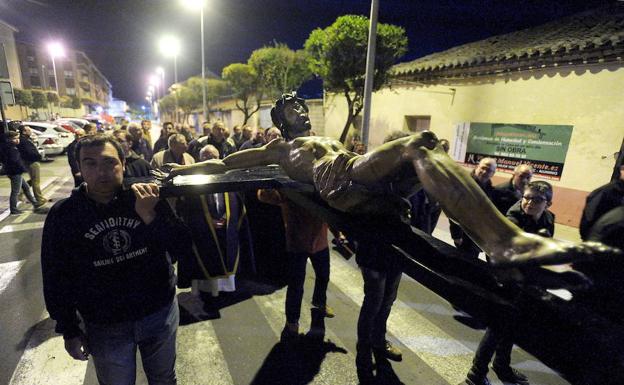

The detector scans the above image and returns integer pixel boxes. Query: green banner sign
[464,122,573,180]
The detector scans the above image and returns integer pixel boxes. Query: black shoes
[492,365,529,384]
[464,370,492,385]
[10,209,23,215]
[372,340,403,362]
[463,366,529,385]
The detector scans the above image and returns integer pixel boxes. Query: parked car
[23,121,73,155]
[60,117,90,129]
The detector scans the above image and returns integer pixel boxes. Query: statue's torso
[279,136,354,183]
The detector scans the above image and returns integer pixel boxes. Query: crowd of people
[29,94,624,385]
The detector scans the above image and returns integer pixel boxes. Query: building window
[65,78,75,87]
[48,69,55,76]
[403,115,431,132]
[0,44,9,79]
[64,70,74,78]
[66,88,76,95]
[49,77,56,88]
[29,68,39,75]
[30,76,41,87]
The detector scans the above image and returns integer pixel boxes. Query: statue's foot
[489,232,622,267]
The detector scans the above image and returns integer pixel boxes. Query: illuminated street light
[46,41,65,94]
[181,0,208,121]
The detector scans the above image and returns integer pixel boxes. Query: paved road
[0,157,572,385]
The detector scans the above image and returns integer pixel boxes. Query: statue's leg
[349,131,438,186]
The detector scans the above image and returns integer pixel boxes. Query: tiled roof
[391,5,624,80]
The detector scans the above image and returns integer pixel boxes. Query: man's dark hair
[6,130,19,140]
[83,123,96,134]
[526,180,553,203]
[17,125,28,134]
[75,134,125,165]
[270,92,309,140]
[163,121,174,130]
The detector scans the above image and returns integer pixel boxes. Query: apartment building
[16,42,111,107]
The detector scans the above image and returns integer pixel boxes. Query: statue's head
[270,92,311,140]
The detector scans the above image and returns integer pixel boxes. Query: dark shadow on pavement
[250,336,348,385]
[14,317,57,351]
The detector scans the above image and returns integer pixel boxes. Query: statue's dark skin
[166,97,616,268]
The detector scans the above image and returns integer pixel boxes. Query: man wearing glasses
[462,181,555,385]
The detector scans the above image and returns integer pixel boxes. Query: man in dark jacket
[66,128,86,187]
[41,135,188,385]
[1,131,42,214]
[450,157,497,258]
[112,129,152,178]
[128,124,153,161]
[153,121,176,154]
[579,165,624,240]
[492,164,533,215]
[18,125,46,204]
[463,180,555,385]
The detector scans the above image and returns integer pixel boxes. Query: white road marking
[329,255,474,384]
[176,321,235,385]
[0,260,25,294]
[0,222,45,234]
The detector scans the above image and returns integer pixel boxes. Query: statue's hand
[157,163,184,184]
[489,232,621,267]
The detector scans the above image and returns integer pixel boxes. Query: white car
[24,121,74,155]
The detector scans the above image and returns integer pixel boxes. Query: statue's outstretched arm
[165,139,287,180]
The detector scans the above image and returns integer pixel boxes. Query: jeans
[85,298,179,385]
[285,248,330,324]
[8,174,36,212]
[357,265,402,347]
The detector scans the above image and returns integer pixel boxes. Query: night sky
[1,0,613,105]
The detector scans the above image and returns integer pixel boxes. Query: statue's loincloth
[312,153,412,219]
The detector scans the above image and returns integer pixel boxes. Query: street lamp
[46,41,65,94]
[180,0,208,122]
[159,35,180,122]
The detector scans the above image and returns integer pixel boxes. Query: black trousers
[285,248,330,324]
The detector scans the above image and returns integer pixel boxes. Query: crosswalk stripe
[0,260,25,295]
[176,320,234,385]
[252,278,360,384]
[9,312,88,385]
[0,222,44,234]
[329,255,473,385]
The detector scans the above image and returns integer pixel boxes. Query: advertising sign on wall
[453,122,573,180]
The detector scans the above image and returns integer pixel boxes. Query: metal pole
[361,0,379,149]
[41,64,47,89]
[174,55,178,123]
[51,56,59,94]
[201,6,207,123]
